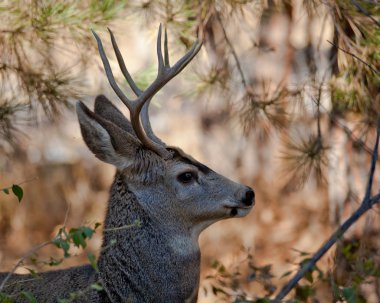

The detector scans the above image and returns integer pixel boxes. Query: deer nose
[242,188,255,206]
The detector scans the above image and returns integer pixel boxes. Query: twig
[215,12,248,89]
[1,177,38,192]
[273,119,380,302]
[308,83,377,157]
[314,76,328,140]
[103,220,141,232]
[327,40,380,77]
[0,239,54,291]
[0,207,72,292]
[350,0,380,28]
[333,119,374,156]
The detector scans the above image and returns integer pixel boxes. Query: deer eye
[177,172,196,184]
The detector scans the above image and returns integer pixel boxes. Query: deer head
[76,25,254,241]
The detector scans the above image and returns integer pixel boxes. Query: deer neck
[97,173,201,303]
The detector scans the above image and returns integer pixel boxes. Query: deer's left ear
[76,101,141,170]
[94,95,136,137]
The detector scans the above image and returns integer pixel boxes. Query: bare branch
[273,119,380,302]
[103,220,141,232]
[364,119,380,202]
[0,240,54,292]
[215,12,248,89]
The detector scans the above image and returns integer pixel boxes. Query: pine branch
[273,119,380,302]
[350,0,380,28]
[327,40,380,77]
[215,11,248,89]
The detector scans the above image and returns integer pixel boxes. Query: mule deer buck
[0,25,255,302]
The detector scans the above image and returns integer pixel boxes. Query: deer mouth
[224,205,252,217]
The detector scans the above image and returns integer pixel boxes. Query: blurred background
[0,1,379,302]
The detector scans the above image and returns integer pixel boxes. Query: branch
[364,119,380,201]
[327,40,380,77]
[314,79,326,140]
[273,119,380,302]
[103,220,141,232]
[0,239,54,291]
[310,89,376,157]
[215,12,248,89]
[0,204,76,292]
[350,0,380,28]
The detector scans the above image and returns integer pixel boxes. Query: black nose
[242,188,255,206]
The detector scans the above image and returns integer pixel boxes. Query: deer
[0,25,255,303]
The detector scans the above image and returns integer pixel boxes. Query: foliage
[1,184,23,202]
[0,222,101,302]
[281,134,328,191]
[0,291,37,303]
[208,242,380,302]
[2,0,376,179]
[206,250,276,302]
[0,0,127,151]
[52,223,100,259]
[56,282,103,303]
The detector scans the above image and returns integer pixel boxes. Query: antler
[92,25,202,158]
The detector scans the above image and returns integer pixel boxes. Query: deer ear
[76,101,141,169]
[94,95,136,137]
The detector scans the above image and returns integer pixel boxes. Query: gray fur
[0,95,254,302]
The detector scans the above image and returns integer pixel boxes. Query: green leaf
[90,283,103,291]
[211,260,220,269]
[295,285,315,300]
[12,184,23,202]
[211,285,227,296]
[71,230,86,248]
[0,292,14,302]
[69,226,94,249]
[53,238,70,257]
[363,258,375,272]
[280,270,292,278]
[20,291,37,303]
[48,257,63,266]
[25,268,39,278]
[2,188,10,195]
[291,248,310,257]
[87,252,98,272]
[341,287,363,303]
[304,270,313,283]
[81,226,94,238]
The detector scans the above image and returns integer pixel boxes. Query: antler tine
[164,27,169,67]
[130,26,202,153]
[135,27,202,113]
[92,30,134,111]
[171,40,202,76]
[108,28,142,97]
[109,27,163,145]
[157,24,165,73]
[93,29,168,157]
